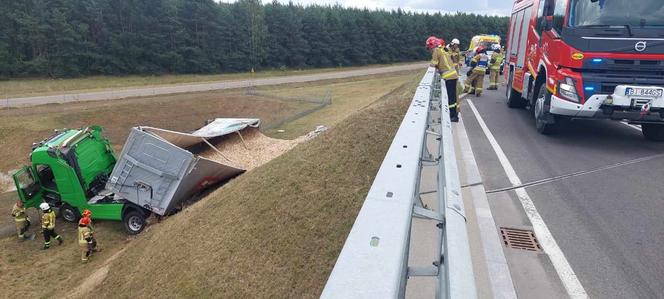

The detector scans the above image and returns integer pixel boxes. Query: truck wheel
[123,210,146,235]
[534,84,556,135]
[60,204,80,223]
[506,72,525,108]
[642,124,664,141]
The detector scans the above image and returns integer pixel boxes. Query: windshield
[570,0,664,27]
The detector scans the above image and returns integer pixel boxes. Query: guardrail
[321,67,476,299]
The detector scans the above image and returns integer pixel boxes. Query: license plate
[625,87,663,97]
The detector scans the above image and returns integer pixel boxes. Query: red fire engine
[505,0,664,140]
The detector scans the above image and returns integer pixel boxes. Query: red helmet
[438,38,446,47]
[79,217,91,226]
[82,209,92,217]
[426,36,442,49]
[476,46,486,54]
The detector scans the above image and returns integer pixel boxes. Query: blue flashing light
[584,86,595,91]
[592,58,603,63]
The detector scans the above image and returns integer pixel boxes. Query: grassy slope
[92,74,419,298]
[0,62,417,98]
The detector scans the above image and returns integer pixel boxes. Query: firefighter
[488,45,504,90]
[464,47,490,96]
[40,202,62,249]
[448,38,462,73]
[427,36,459,122]
[81,209,99,252]
[82,209,93,231]
[78,217,93,263]
[11,200,34,241]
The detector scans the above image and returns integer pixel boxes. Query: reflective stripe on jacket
[12,204,27,222]
[42,211,56,229]
[472,54,489,72]
[78,226,92,246]
[431,47,459,80]
[490,53,504,70]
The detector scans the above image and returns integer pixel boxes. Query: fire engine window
[570,0,664,27]
[536,0,547,35]
[510,10,524,56]
[553,0,569,32]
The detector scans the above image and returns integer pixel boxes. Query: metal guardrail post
[438,78,477,298]
[322,67,476,299]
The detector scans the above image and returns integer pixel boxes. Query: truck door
[12,167,43,208]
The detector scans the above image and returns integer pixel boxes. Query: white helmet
[39,202,50,211]
[451,38,460,45]
[491,44,501,51]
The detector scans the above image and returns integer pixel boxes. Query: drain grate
[500,227,542,252]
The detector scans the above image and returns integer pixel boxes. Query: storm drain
[500,227,542,252]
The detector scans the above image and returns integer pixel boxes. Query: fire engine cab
[505,0,664,140]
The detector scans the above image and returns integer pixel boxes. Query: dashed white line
[466,99,589,299]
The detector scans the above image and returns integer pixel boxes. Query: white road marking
[620,121,642,132]
[466,99,589,299]
[455,116,518,299]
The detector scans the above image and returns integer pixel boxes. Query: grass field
[0,62,418,98]
[0,69,422,298]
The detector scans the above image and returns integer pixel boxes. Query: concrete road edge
[454,116,518,299]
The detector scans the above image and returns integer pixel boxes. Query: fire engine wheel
[534,84,556,135]
[506,73,525,108]
[123,210,146,235]
[60,204,80,223]
[642,124,664,141]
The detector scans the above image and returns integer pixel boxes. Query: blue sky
[219,0,513,16]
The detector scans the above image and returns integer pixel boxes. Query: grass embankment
[0,62,418,99]
[91,73,419,298]
[0,70,422,298]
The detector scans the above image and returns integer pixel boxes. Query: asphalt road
[460,82,664,298]
[0,63,426,108]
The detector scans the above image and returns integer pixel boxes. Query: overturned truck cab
[13,119,260,234]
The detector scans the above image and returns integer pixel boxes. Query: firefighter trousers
[43,228,61,247]
[15,219,29,238]
[445,78,459,120]
[489,69,500,89]
[464,71,485,96]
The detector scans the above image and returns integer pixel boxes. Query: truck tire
[60,204,80,223]
[506,72,525,108]
[642,124,664,141]
[534,84,557,135]
[123,210,147,235]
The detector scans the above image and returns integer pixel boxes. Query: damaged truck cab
[12,126,149,234]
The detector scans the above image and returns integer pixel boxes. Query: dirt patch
[0,170,16,193]
[199,128,306,170]
[66,248,127,299]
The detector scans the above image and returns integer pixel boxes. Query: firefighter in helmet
[464,46,490,96]
[488,44,504,90]
[40,202,62,249]
[427,36,460,122]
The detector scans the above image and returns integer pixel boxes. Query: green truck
[12,126,150,234]
[12,120,253,234]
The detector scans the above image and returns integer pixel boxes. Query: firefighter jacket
[490,53,504,71]
[431,47,459,80]
[78,226,92,246]
[471,53,490,73]
[41,210,56,229]
[449,48,461,65]
[11,203,27,222]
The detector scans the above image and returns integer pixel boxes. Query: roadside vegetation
[0,63,414,99]
[0,70,420,298]
[92,70,419,298]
